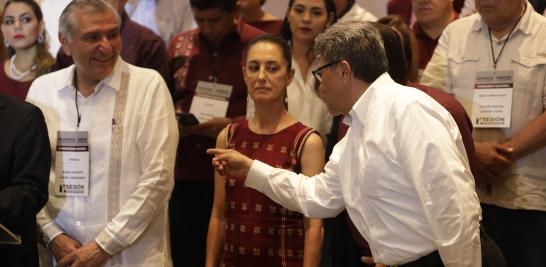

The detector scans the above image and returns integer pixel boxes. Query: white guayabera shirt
[27,58,179,266]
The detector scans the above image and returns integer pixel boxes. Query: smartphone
[176,112,200,126]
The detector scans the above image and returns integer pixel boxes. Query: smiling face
[243,41,294,104]
[60,8,121,84]
[1,2,43,51]
[287,0,331,43]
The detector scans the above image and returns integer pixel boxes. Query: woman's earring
[4,39,9,48]
[37,32,45,44]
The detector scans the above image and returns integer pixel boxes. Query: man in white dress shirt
[26,1,178,266]
[208,21,482,266]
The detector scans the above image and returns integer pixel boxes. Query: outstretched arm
[208,143,345,219]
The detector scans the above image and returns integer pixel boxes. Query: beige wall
[263,0,387,20]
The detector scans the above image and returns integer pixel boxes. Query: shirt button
[213,52,218,57]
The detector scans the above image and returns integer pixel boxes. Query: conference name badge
[54,131,89,196]
[190,81,233,123]
[471,70,514,128]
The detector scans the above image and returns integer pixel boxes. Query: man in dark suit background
[0,93,50,266]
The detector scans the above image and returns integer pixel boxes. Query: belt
[388,251,444,267]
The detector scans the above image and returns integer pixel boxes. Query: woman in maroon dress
[0,0,53,100]
[206,34,325,267]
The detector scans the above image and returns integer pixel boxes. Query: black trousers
[482,204,546,267]
[169,180,214,267]
[321,214,505,267]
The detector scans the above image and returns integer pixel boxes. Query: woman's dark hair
[377,15,419,83]
[244,34,292,71]
[281,0,337,42]
[2,0,54,77]
[372,22,408,84]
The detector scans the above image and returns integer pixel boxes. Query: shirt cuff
[41,222,64,246]
[95,229,125,256]
[245,160,274,192]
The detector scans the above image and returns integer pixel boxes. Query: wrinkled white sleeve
[94,74,179,255]
[395,102,481,267]
[245,151,345,219]
[37,208,64,245]
[421,25,450,92]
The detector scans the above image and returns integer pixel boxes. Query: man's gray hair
[314,21,388,83]
[59,0,121,39]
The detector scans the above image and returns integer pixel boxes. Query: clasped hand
[50,234,110,267]
[474,141,513,183]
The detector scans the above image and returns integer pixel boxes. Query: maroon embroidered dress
[222,120,315,267]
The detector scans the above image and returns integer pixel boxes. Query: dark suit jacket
[0,93,50,267]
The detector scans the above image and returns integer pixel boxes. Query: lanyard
[488,4,526,69]
[74,72,82,128]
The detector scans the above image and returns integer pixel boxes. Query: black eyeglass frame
[312,59,342,83]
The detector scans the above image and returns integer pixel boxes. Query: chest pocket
[446,52,481,110]
[447,52,480,91]
[512,55,546,97]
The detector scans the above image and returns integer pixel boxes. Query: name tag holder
[471,70,514,128]
[189,81,233,122]
[54,131,89,196]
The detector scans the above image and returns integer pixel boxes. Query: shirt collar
[474,2,533,35]
[346,72,393,127]
[58,57,125,94]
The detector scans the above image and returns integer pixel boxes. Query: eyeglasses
[312,60,341,83]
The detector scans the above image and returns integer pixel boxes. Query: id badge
[54,131,89,196]
[471,70,514,128]
[189,81,233,122]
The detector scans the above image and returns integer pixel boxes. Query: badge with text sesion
[54,131,89,196]
[472,70,514,128]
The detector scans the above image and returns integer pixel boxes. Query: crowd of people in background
[0,0,544,266]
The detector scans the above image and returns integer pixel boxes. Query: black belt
[389,251,444,267]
